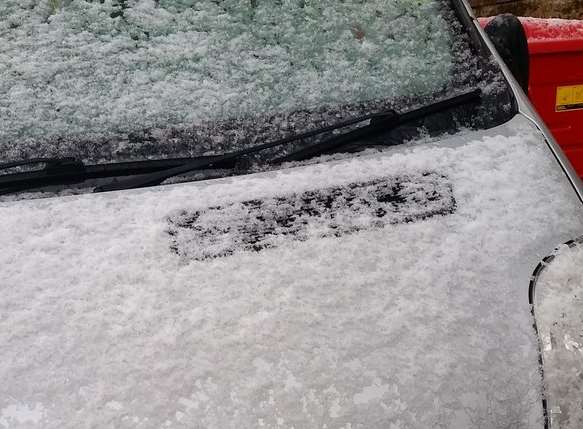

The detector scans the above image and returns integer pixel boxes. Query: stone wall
[469,0,583,18]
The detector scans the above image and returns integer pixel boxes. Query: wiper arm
[1,89,480,196]
[0,107,393,196]
[277,88,482,162]
[93,110,398,193]
[95,88,480,193]
[0,157,86,196]
[0,155,234,196]
[0,157,76,171]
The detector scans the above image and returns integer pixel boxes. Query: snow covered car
[1,0,582,428]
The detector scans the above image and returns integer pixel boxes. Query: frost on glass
[0,0,453,161]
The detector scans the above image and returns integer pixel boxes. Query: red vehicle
[481,17,583,176]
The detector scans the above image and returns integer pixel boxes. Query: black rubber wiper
[0,157,75,171]
[93,110,399,193]
[276,88,482,162]
[0,155,234,196]
[94,88,480,193]
[0,107,398,196]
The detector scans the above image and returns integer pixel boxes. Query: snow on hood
[1,115,583,428]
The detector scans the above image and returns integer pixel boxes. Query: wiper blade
[1,89,480,197]
[0,107,389,196]
[0,155,234,196]
[0,157,86,195]
[277,88,482,162]
[93,110,398,193]
[0,157,76,171]
[95,88,481,193]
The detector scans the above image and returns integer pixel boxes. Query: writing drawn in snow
[166,172,456,261]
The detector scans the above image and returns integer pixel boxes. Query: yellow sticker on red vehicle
[556,84,583,112]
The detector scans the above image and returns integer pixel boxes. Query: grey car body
[0,1,582,428]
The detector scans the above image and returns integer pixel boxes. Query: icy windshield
[0,0,466,163]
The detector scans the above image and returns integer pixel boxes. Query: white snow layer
[1,115,583,428]
[521,17,583,41]
[0,0,452,144]
[535,241,583,428]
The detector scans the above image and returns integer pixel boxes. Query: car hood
[1,115,582,428]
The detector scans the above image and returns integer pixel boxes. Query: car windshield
[0,0,513,194]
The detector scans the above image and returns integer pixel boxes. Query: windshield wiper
[0,157,75,171]
[0,106,392,196]
[0,108,389,196]
[94,88,481,193]
[0,155,234,196]
[93,110,400,193]
[0,89,480,196]
[277,88,481,162]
